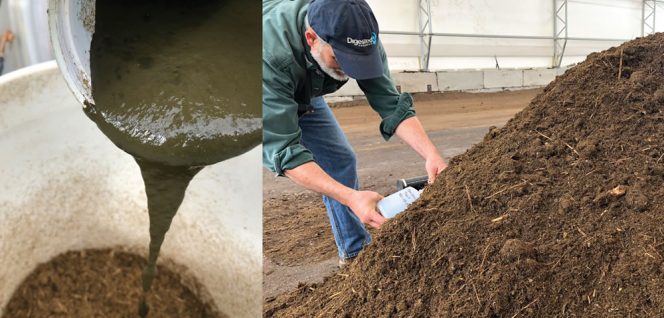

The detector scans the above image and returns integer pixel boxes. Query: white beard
[311,46,349,82]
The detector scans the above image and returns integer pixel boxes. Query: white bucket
[0,62,262,317]
[47,0,94,105]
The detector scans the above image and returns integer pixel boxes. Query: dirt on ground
[265,34,664,317]
[3,249,221,318]
[264,193,338,266]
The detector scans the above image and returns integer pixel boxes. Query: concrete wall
[326,67,568,100]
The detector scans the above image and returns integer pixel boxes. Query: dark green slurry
[88,0,260,316]
[135,160,202,318]
[89,0,261,166]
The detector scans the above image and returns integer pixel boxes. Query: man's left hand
[425,154,447,184]
[393,116,448,184]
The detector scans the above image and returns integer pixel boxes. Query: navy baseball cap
[308,0,383,80]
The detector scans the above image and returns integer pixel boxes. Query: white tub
[0,61,262,317]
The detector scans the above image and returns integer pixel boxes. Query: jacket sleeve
[262,57,315,176]
[356,40,416,141]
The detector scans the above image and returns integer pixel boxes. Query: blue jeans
[299,96,371,259]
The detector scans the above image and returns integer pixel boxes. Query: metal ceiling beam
[642,0,656,36]
[417,0,433,72]
[381,30,627,43]
[553,0,568,68]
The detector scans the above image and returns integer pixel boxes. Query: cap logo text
[347,32,377,47]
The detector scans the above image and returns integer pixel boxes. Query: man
[0,31,14,75]
[263,0,447,265]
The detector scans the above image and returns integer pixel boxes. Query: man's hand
[425,154,448,184]
[284,162,386,229]
[394,117,448,184]
[347,190,386,229]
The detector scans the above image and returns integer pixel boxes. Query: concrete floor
[263,88,542,300]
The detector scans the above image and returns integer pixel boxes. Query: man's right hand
[284,162,386,229]
[347,190,386,229]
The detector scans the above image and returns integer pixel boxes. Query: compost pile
[265,34,664,317]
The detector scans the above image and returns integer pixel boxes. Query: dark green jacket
[263,0,415,175]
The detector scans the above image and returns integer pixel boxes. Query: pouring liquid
[89,0,260,315]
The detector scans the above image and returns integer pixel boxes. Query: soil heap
[3,249,220,317]
[265,34,664,317]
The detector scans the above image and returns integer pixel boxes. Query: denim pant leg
[299,96,371,259]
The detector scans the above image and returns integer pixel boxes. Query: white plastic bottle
[377,186,422,219]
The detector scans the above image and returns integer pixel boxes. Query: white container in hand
[377,186,421,219]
